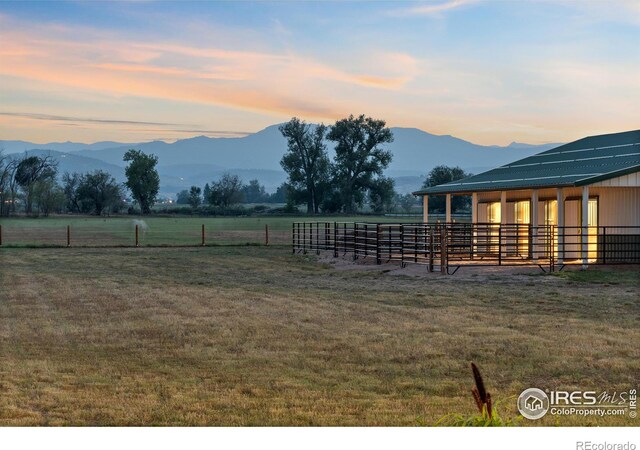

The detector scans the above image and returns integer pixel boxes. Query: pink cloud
[0,21,418,126]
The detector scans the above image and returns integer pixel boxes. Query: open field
[0,245,638,426]
[0,215,422,247]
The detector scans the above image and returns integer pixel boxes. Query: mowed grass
[0,215,419,247]
[0,246,638,426]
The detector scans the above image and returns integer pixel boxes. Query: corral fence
[0,222,287,248]
[292,222,640,273]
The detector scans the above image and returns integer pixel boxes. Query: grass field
[1,242,638,426]
[0,215,421,247]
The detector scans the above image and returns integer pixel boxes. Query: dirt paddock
[316,250,639,281]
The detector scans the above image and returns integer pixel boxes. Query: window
[587,198,598,260]
[485,202,501,254]
[513,201,530,257]
[487,202,501,223]
[544,200,557,226]
[543,200,558,259]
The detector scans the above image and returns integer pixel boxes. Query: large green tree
[368,177,396,213]
[397,193,420,213]
[188,186,202,208]
[421,165,471,212]
[326,114,394,213]
[280,118,330,214]
[176,190,189,204]
[123,149,160,214]
[32,177,65,217]
[242,179,268,203]
[14,154,57,215]
[77,170,123,216]
[203,183,211,205]
[207,173,244,208]
[62,172,82,213]
[0,152,16,216]
[268,182,289,204]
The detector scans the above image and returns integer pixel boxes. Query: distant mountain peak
[2,125,562,197]
[506,141,561,150]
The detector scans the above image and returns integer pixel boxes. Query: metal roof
[413,129,640,195]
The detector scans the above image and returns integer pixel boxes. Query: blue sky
[0,1,638,144]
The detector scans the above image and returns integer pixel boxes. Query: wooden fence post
[0,224,3,246]
[292,222,296,254]
[67,225,71,248]
[333,222,338,257]
[135,224,139,247]
[202,224,205,246]
[265,224,269,246]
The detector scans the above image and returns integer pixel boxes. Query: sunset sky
[0,0,638,145]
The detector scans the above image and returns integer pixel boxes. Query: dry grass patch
[0,247,638,425]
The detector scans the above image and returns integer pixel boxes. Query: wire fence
[0,223,290,248]
[292,222,640,273]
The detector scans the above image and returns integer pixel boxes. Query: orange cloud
[1,10,638,146]
[0,21,417,125]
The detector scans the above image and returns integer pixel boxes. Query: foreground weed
[434,363,521,427]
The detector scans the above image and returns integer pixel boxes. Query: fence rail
[0,223,282,248]
[292,222,640,273]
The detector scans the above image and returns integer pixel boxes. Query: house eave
[412,182,576,196]
[574,165,640,186]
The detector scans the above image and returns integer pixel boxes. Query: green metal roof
[413,129,640,195]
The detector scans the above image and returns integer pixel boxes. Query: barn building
[413,130,640,267]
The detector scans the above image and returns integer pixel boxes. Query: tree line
[0,113,472,217]
[279,114,395,214]
[278,114,471,214]
[172,114,419,214]
[0,149,159,217]
[175,176,287,209]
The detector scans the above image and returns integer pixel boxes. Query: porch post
[556,188,564,265]
[471,193,478,224]
[423,195,429,224]
[531,189,539,262]
[500,191,507,225]
[581,185,589,269]
[445,194,452,223]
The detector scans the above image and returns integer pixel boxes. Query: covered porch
[421,184,640,268]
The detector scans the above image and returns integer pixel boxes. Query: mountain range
[1,125,560,196]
